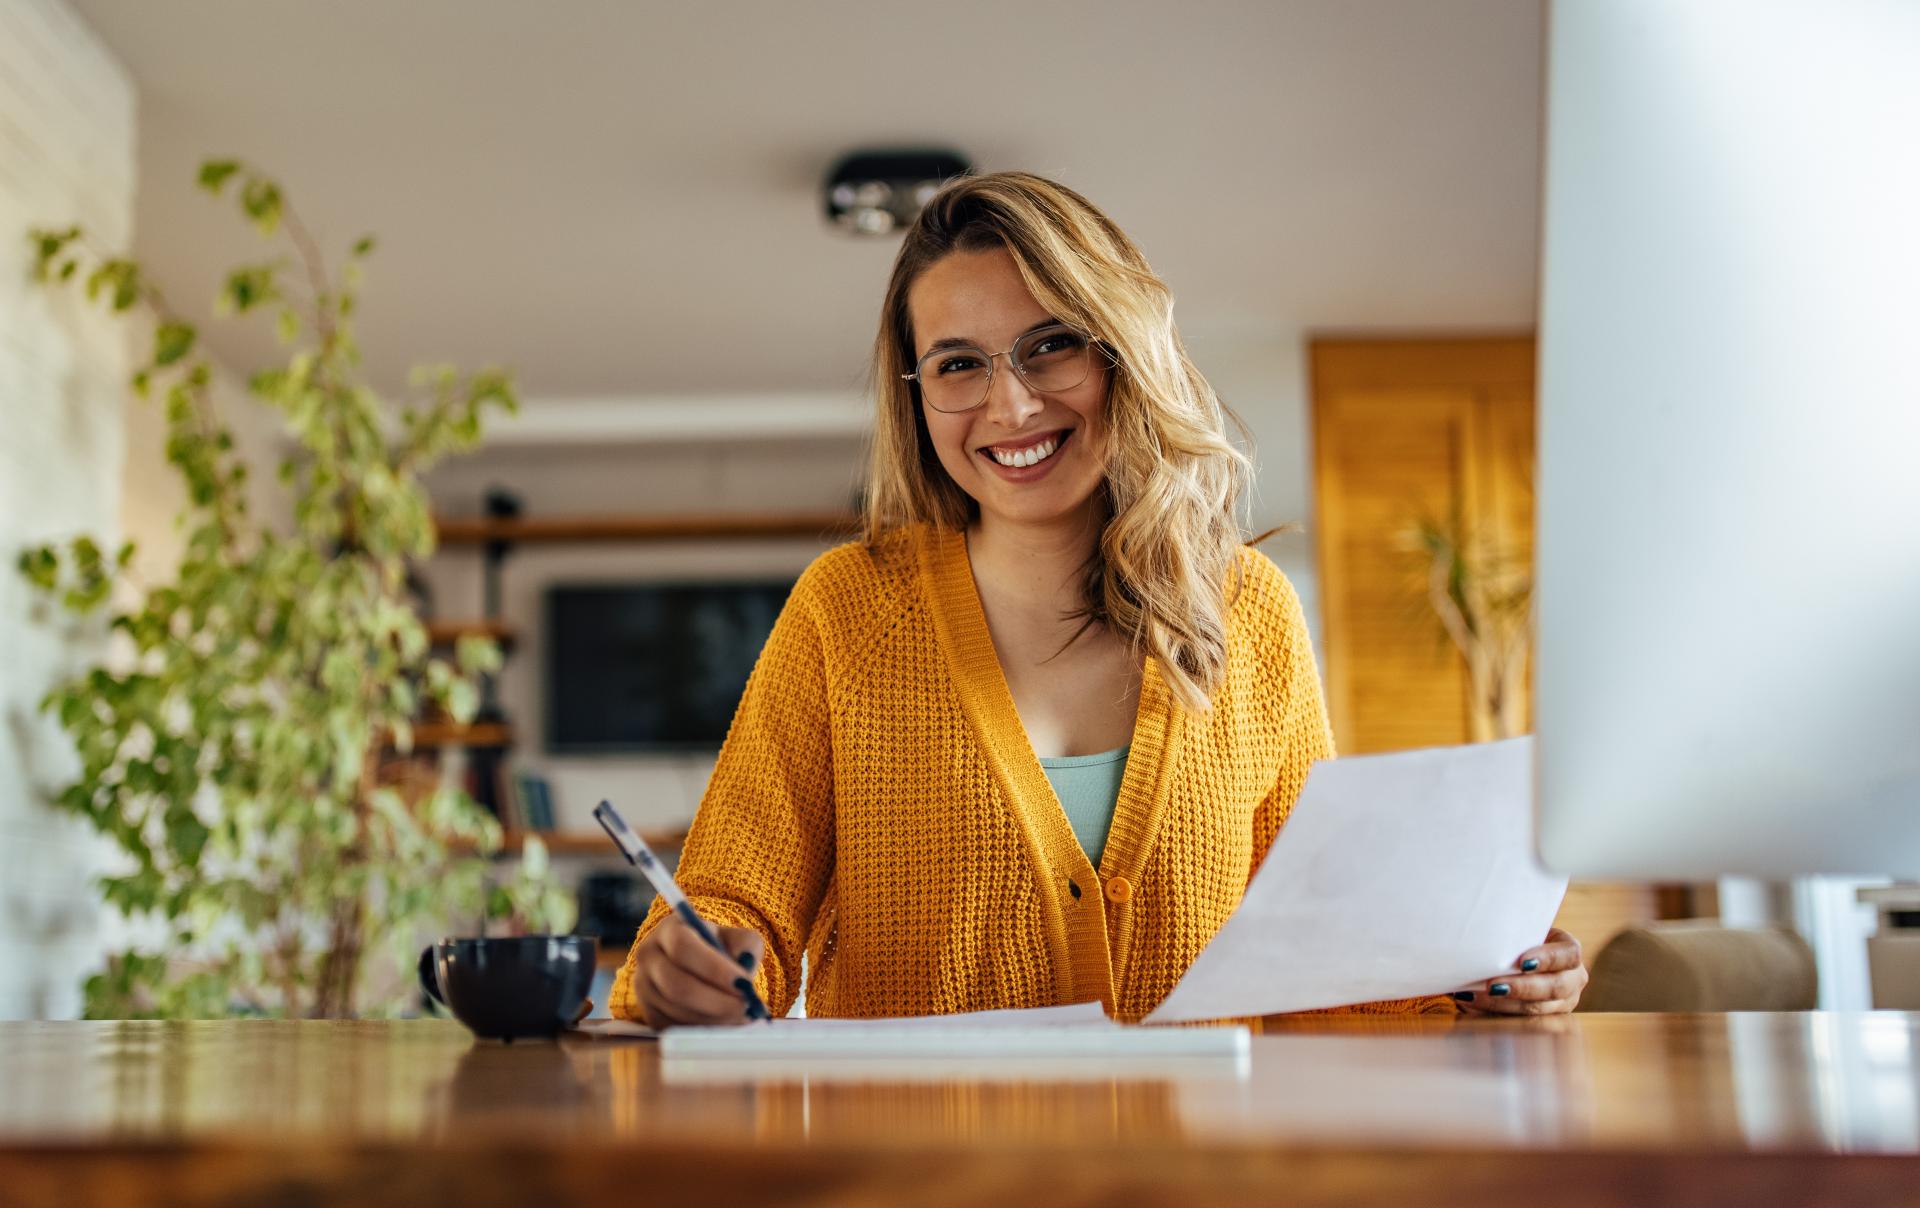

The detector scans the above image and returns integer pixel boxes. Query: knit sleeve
[1244,557,1460,1020]
[608,576,837,1024]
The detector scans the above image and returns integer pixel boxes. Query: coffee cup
[417,935,597,1041]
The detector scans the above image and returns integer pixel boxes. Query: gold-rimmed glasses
[902,323,1100,413]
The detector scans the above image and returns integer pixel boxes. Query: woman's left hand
[1452,927,1587,1015]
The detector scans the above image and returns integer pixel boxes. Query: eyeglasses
[902,323,1102,414]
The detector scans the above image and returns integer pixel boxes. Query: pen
[591,799,772,1022]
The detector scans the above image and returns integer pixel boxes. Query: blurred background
[3,0,1906,1021]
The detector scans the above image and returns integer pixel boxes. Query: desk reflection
[2,1015,1916,1157]
[1183,1021,1595,1146]
[1729,1012,1920,1152]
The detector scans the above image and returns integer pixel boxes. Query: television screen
[545,581,793,752]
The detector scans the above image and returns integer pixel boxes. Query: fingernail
[737,951,756,971]
[1520,958,1539,972]
[1451,991,1475,1002]
[1490,982,1511,997]
[733,977,754,997]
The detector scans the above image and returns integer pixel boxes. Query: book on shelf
[509,769,555,832]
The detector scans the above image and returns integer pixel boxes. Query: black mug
[417,935,598,1041]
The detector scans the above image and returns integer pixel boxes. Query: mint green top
[1037,744,1130,867]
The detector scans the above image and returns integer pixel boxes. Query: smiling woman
[609,171,1586,1028]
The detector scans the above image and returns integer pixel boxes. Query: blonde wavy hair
[864,171,1255,713]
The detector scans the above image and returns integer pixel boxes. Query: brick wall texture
[0,0,136,1019]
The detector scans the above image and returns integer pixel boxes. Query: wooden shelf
[408,722,512,749]
[499,828,687,857]
[434,512,860,545]
[425,620,516,647]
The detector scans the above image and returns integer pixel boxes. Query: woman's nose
[983,359,1044,428]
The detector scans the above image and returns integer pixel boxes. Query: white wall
[416,333,1320,840]
[0,0,295,1019]
[0,0,137,1020]
[1185,329,1321,649]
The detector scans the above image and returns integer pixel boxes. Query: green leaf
[239,175,283,235]
[28,226,80,280]
[445,678,478,726]
[198,160,242,193]
[153,321,196,367]
[519,834,549,879]
[166,810,212,867]
[222,265,277,314]
[454,635,502,676]
[17,546,59,591]
[351,235,376,257]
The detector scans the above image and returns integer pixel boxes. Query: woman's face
[906,246,1110,534]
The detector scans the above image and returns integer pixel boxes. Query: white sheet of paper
[572,999,1113,1040]
[773,1001,1113,1030]
[659,1001,1248,1068]
[1145,736,1567,1022]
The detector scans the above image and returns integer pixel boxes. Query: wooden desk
[2,1013,1916,1207]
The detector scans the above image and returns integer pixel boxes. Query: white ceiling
[70,0,1543,399]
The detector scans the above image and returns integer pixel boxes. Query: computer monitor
[1533,0,1920,880]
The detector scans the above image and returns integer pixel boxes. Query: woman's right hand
[631,915,767,1027]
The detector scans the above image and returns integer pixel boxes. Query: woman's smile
[980,428,1072,475]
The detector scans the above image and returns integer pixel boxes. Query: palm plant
[1405,501,1533,741]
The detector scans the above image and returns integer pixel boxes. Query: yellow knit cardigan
[609,524,1457,1024]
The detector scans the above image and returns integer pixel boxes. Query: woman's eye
[936,354,984,375]
[1028,331,1086,357]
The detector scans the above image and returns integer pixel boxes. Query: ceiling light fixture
[822,148,972,237]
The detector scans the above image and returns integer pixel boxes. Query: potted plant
[19,159,573,1019]
[1405,501,1533,742]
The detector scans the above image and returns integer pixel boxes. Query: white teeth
[991,437,1059,468]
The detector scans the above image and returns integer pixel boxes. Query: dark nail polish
[733,976,754,997]
[1490,982,1511,997]
[1451,991,1475,1002]
[1068,880,1082,900]
[737,950,756,971]
[1520,958,1539,972]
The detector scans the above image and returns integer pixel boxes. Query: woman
[610,172,1586,1026]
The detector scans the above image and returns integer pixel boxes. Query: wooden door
[1311,339,1535,754]
[1309,337,1682,958]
